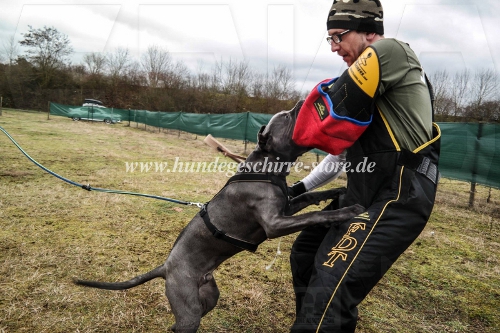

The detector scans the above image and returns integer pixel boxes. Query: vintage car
[69,99,121,124]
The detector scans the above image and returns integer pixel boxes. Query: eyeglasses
[326,30,351,45]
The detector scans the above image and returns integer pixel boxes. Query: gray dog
[75,101,364,332]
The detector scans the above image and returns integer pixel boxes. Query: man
[288,0,441,332]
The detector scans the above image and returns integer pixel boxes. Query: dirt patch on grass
[0,170,35,177]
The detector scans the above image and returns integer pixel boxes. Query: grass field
[1,110,499,333]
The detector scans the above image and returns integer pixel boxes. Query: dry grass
[0,110,499,332]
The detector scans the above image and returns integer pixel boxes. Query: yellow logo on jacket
[348,46,380,98]
[314,101,328,120]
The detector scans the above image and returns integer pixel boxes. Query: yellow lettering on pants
[323,223,366,268]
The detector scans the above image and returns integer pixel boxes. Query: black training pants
[290,165,437,332]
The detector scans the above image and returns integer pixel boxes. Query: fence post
[128,108,131,127]
[244,111,249,154]
[47,101,50,120]
[469,122,484,207]
[0,96,3,116]
[178,111,182,137]
[469,183,476,207]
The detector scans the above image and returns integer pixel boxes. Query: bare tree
[468,100,500,122]
[490,100,500,122]
[1,35,21,107]
[196,72,210,91]
[162,61,189,90]
[127,61,145,86]
[219,58,250,96]
[219,59,252,112]
[107,47,130,78]
[70,64,85,104]
[450,69,471,117]
[430,69,454,117]
[266,64,296,101]
[250,72,266,98]
[192,61,208,90]
[210,59,223,92]
[83,52,106,76]
[140,45,172,88]
[1,35,19,66]
[19,25,73,88]
[471,68,497,108]
[464,69,498,121]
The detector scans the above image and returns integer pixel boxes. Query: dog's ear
[258,125,266,135]
[257,125,268,149]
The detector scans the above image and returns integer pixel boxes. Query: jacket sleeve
[293,46,381,155]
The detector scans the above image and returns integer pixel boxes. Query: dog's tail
[74,264,166,290]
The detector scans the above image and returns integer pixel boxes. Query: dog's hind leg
[199,272,220,317]
[166,278,201,332]
[167,272,219,332]
[166,272,205,333]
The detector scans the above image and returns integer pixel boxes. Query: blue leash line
[0,125,204,208]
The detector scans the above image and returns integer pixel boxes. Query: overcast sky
[1,0,499,92]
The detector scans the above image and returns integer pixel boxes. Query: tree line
[430,68,499,122]
[1,25,499,120]
[0,26,301,114]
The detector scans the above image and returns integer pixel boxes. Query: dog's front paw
[351,204,365,215]
[322,204,366,228]
[311,187,347,205]
[324,187,347,198]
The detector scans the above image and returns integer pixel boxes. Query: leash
[0,125,204,208]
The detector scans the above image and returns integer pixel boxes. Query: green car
[69,99,121,124]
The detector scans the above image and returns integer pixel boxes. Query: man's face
[327,29,368,67]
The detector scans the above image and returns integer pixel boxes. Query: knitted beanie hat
[327,0,384,35]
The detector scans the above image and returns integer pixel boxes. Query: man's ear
[365,32,377,42]
[257,125,268,149]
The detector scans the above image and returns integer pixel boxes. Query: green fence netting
[50,103,500,189]
[439,123,500,188]
[50,103,272,143]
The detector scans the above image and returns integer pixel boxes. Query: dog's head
[257,100,311,162]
